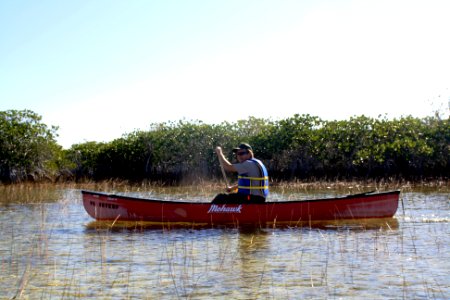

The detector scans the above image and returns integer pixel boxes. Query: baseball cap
[232,143,252,152]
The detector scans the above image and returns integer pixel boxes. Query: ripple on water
[0,189,448,299]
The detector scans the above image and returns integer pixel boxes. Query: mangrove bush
[1,109,448,183]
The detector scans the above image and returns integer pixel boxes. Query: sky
[1,0,449,148]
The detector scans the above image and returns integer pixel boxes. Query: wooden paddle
[215,146,230,188]
[219,157,230,188]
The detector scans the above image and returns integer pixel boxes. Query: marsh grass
[272,178,450,194]
[0,181,448,299]
[1,178,448,204]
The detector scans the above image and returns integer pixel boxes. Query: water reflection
[0,185,448,299]
[84,217,399,232]
[235,229,270,298]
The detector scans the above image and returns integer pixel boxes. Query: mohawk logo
[207,204,242,214]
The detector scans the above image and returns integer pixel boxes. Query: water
[0,185,448,299]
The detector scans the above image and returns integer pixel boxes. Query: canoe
[81,190,400,228]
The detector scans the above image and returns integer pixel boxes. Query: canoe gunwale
[81,189,400,205]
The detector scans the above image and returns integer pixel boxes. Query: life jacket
[237,158,269,197]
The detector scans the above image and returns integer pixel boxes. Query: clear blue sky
[1,0,449,148]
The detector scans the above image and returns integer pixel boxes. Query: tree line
[1,109,448,184]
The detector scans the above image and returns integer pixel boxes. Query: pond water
[0,184,448,299]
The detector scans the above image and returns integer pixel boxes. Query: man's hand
[226,185,238,193]
[215,146,222,155]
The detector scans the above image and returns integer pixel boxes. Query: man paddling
[213,143,269,203]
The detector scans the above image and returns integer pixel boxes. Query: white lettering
[207,204,242,214]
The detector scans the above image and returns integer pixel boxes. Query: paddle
[215,146,230,188]
[218,156,230,188]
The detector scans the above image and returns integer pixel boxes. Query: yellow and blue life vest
[237,158,269,197]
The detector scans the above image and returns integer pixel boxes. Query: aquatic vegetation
[0,184,448,299]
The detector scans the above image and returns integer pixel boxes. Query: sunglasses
[236,151,248,156]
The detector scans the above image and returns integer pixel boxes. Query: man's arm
[215,146,237,172]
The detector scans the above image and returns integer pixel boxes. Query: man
[213,143,269,203]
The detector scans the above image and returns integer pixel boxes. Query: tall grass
[1,183,448,298]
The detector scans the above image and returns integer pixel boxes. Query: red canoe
[81,190,400,228]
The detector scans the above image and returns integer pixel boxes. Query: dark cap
[232,143,252,152]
